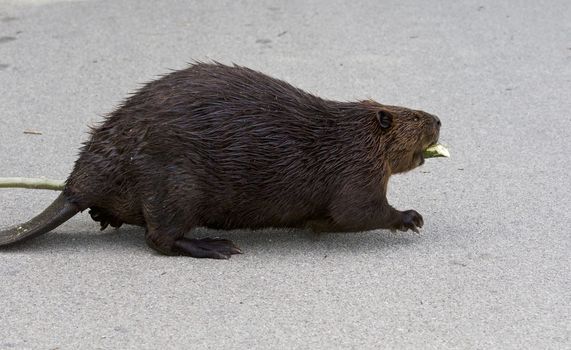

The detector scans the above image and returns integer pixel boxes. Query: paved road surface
[0,0,569,349]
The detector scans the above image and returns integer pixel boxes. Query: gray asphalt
[1,0,569,349]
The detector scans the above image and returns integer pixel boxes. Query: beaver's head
[371,103,441,174]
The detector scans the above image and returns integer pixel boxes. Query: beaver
[0,62,441,259]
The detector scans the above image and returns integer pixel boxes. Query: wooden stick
[0,177,65,191]
[423,144,450,158]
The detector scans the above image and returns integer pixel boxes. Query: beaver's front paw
[395,210,424,233]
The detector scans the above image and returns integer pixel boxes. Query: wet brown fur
[6,62,441,258]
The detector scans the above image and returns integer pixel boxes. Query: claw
[399,210,424,234]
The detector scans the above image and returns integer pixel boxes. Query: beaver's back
[65,63,382,228]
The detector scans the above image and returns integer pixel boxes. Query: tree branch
[0,177,65,191]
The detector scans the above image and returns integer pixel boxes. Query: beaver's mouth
[417,136,439,166]
[406,132,439,170]
[424,125,440,147]
[423,134,440,151]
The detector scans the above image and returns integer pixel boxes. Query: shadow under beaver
[0,226,420,257]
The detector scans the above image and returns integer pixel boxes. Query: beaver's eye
[414,116,420,122]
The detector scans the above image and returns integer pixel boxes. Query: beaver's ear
[375,110,393,130]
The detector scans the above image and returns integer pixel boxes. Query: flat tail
[0,192,79,246]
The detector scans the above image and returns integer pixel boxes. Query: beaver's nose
[432,114,441,128]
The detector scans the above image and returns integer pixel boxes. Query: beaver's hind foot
[172,237,243,259]
[89,207,124,231]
